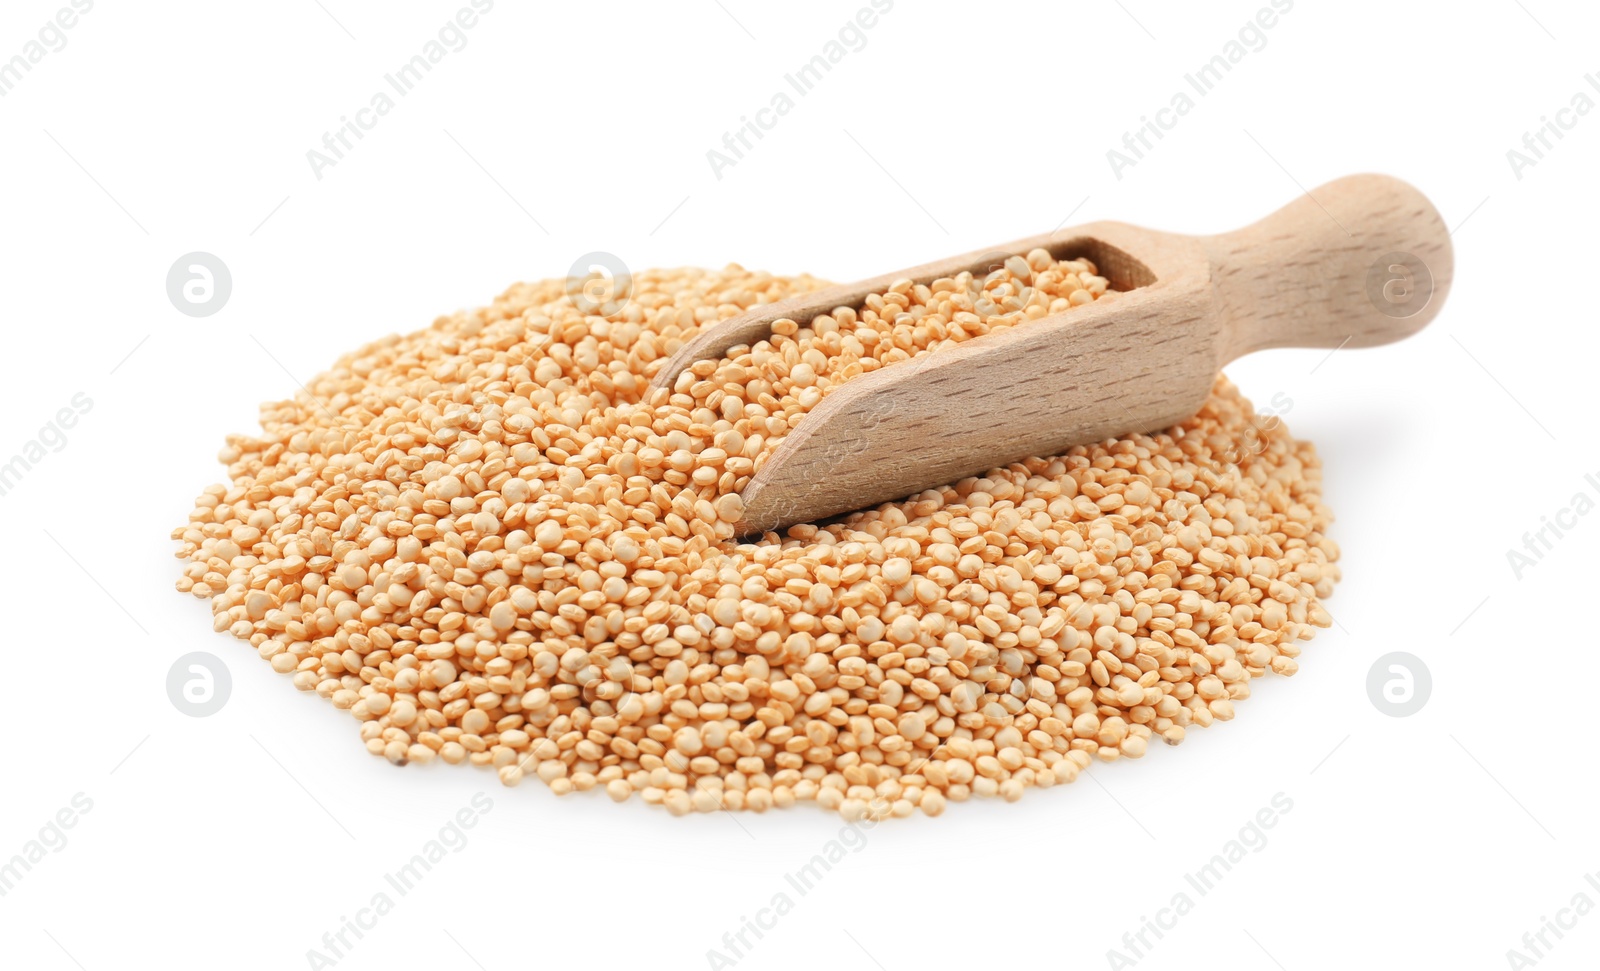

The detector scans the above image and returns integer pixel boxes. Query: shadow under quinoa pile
[172,254,1339,820]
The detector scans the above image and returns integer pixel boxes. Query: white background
[1,2,1594,969]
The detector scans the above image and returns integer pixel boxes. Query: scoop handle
[1204,174,1453,363]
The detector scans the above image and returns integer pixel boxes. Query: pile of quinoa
[173,251,1338,819]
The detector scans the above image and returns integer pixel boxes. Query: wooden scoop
[653,174,1453,535]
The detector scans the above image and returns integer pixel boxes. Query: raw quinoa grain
[173,254,1337,819]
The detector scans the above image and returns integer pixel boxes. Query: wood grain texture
[1205,173,1453,360]
[663,175,1453,535]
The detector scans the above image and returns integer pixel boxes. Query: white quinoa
[173,252,1337,819]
